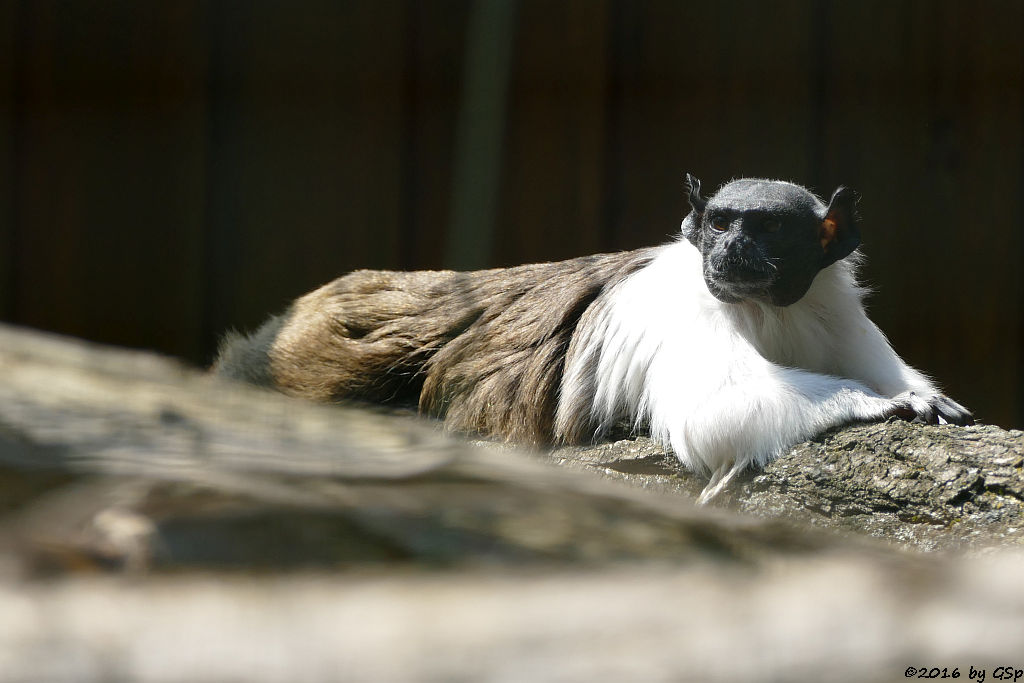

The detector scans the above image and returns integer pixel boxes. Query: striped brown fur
[214,249,655,445]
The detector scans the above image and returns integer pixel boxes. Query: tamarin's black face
[682,175,861,307]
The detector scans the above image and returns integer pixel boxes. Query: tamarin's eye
[710,216,729,232]
[762,218,782,233]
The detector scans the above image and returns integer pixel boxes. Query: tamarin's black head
[681,174,860,307]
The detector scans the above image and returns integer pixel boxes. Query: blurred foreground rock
[1,323,1023,682]
[5,556,1024,683]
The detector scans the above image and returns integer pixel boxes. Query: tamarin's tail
[212,315,287,388]
[211,269,447,405]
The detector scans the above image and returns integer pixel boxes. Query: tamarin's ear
[681,173,706,246]
[820,186,861,267]
[684,173,707,212]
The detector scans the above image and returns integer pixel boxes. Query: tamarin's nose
[725,234,756,259]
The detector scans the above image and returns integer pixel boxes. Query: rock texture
[744,422,1024,551]
[552,424,1024,552]
[1,322,1023,682]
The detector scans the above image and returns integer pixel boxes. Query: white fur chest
[721,296,836,375]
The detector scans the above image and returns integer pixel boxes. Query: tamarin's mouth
[708,265,774,287]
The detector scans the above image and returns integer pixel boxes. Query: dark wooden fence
[1,0,1021,428]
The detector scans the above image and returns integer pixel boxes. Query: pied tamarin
[214,175,973,501]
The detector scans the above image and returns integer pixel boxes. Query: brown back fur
[217,250,654,445]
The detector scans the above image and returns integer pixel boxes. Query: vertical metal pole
[444,0,518,270]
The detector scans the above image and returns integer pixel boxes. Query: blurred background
[0,0,1020,428]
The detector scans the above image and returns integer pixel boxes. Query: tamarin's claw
[697,458,744,505]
